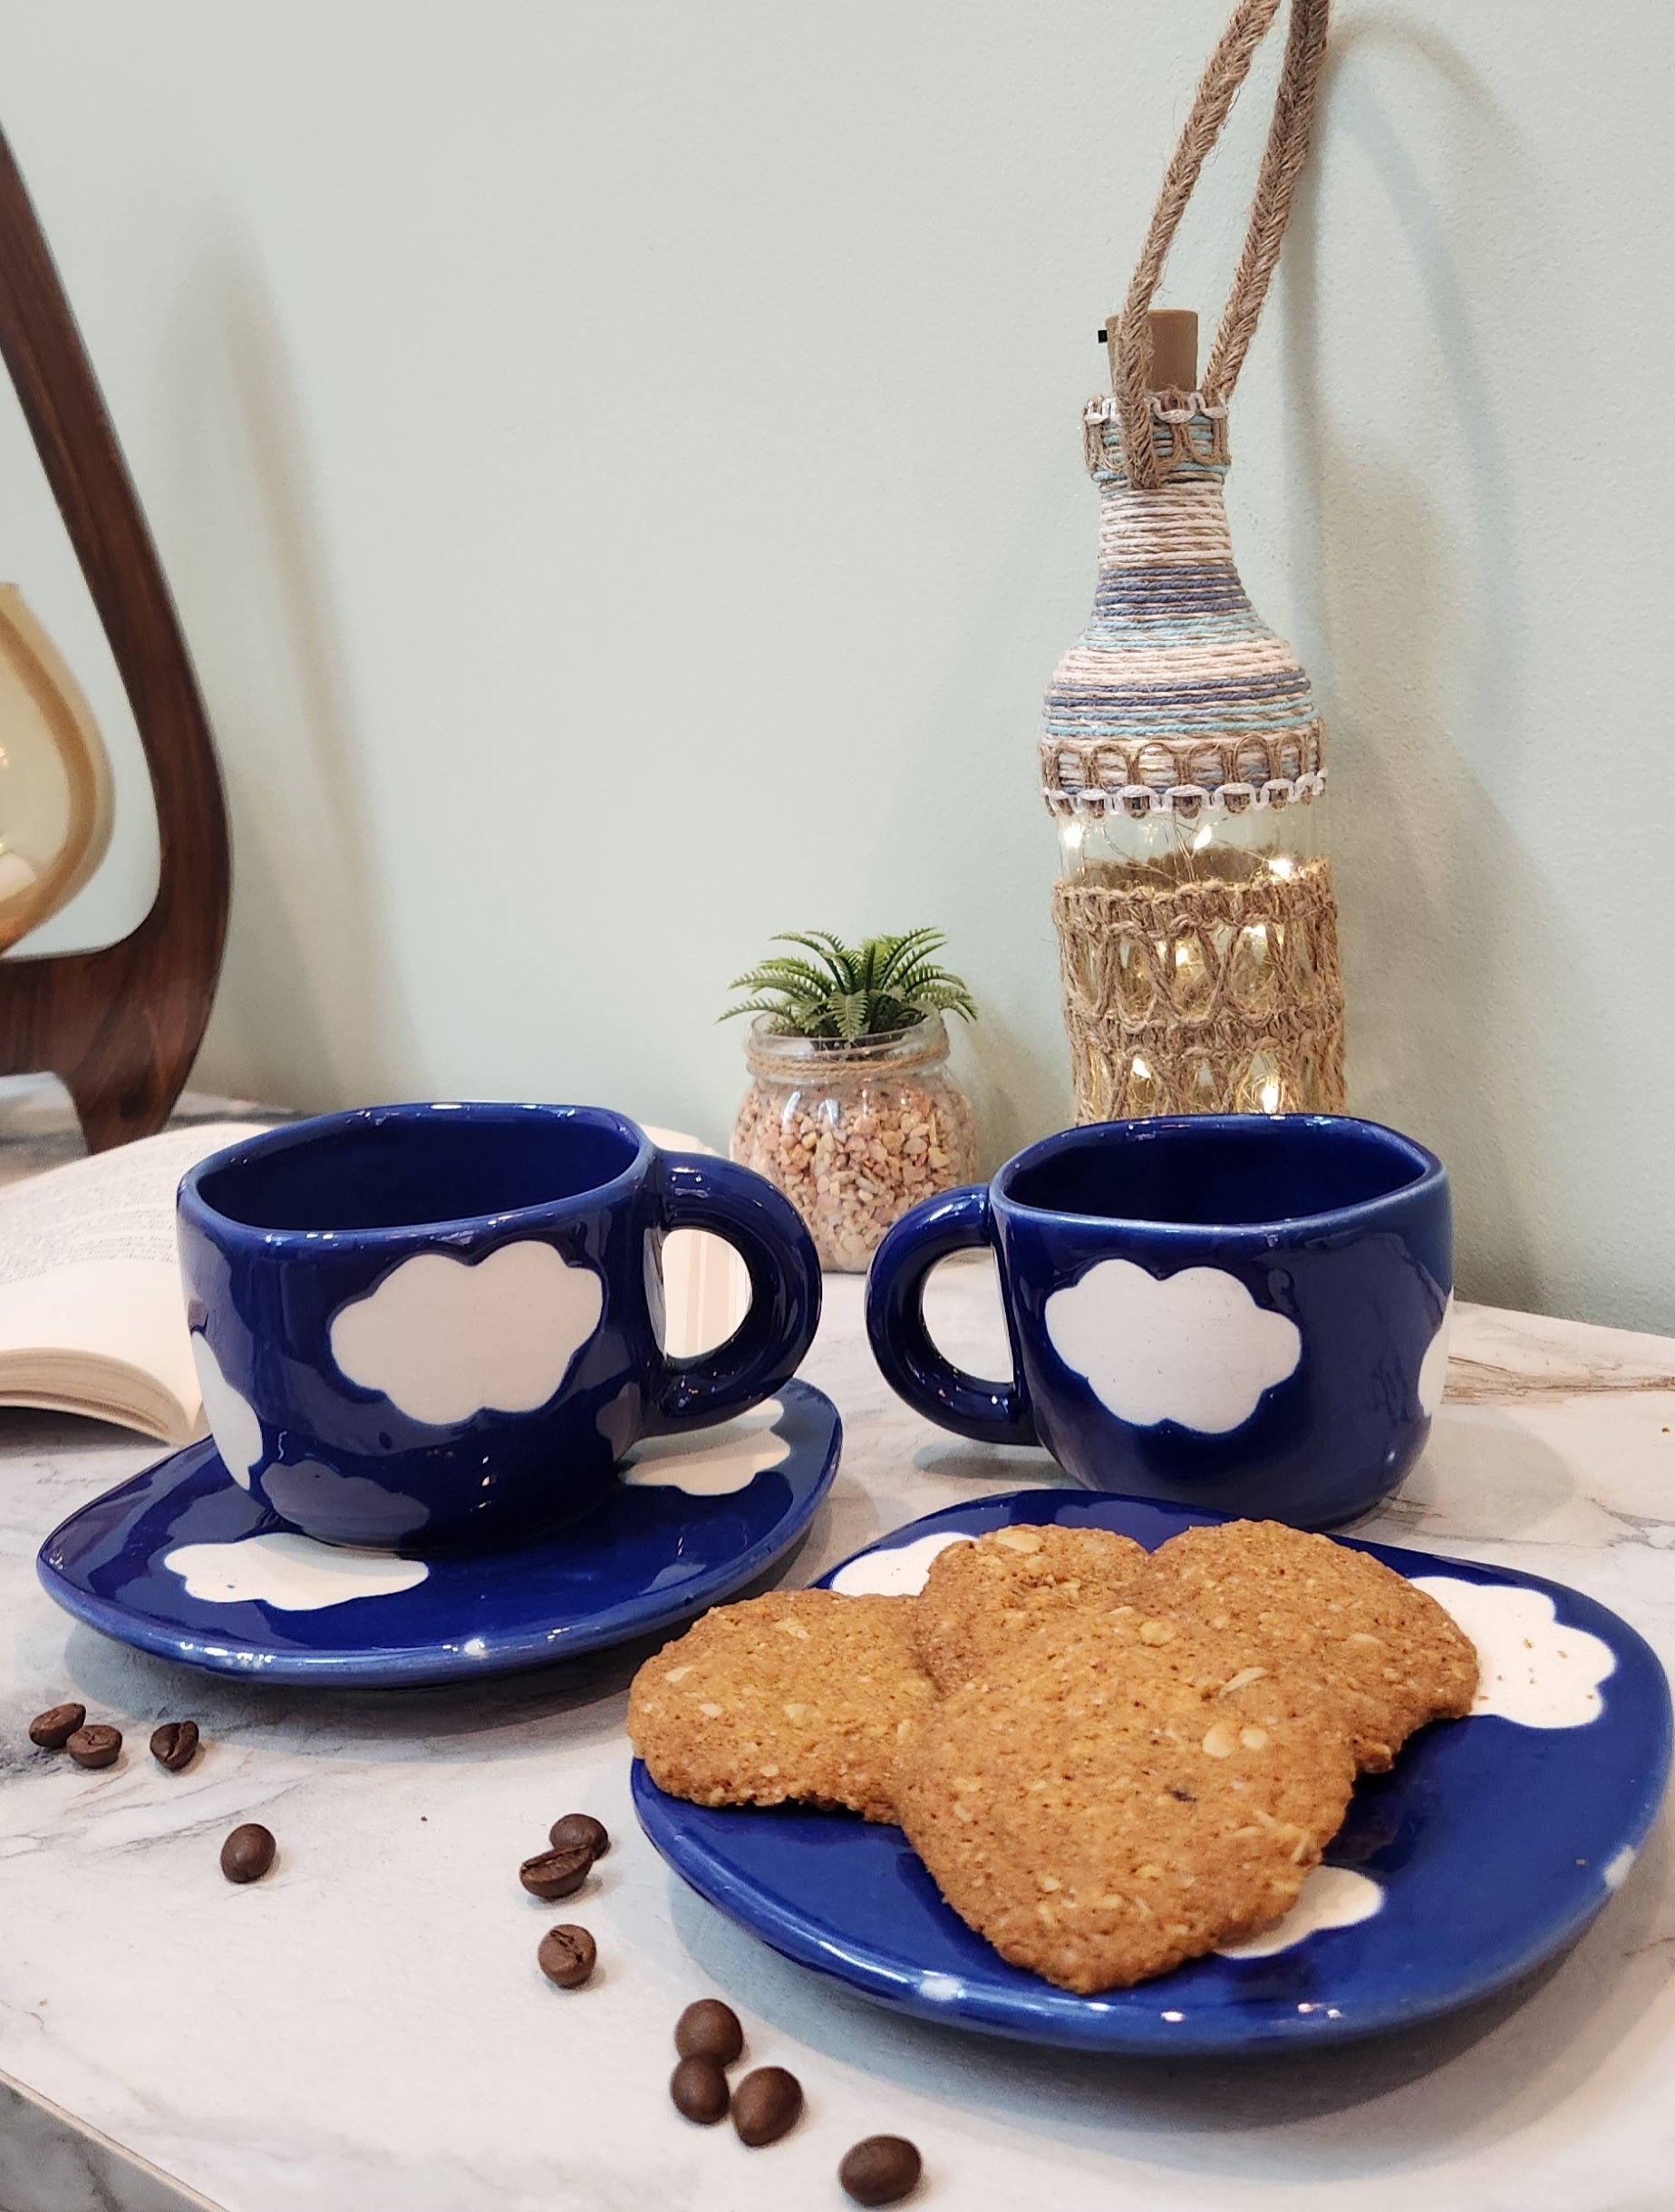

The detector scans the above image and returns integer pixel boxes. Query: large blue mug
[177,1102,822,1549]
[866,1114,1451,1528]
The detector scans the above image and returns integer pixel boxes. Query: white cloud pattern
[259,1460,429,1539]
[1216,1866,1384,1959]
[163,1531,429,1610]
[622,1400,789,1496]
[329,1240,604,1428]
[193,1334,265,1488]
[1412,1577,1616,1728]
[916,1973,966,2003]
[1417,1294,1454,1417]
[1045,1260,1301,1433]
[828,1530,974,1597]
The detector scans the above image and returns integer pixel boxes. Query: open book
[0,1121,268,1442]
[0,1117,751,1446]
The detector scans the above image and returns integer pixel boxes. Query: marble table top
[3,1114,1673,2210]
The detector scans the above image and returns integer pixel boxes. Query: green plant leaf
[720,926,977,1035]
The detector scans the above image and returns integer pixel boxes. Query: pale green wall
[2,1,1670,1332]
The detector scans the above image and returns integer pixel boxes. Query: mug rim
[992,1112,1446,1242]
[178,1101,654,1248]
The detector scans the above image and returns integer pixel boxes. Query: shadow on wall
[1278,20,1609,1316]
[882,421,1092,1176]
[963,1001,1062,1177]
[150,243,422,1114]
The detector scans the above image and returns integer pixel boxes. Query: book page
[0,1122,270,1439]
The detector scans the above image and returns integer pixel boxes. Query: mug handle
[644,1153,823,1432]
[865,1185,1037,1446]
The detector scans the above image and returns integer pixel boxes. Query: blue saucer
[38,1382,839,1688]
[634,1489,1672,2054]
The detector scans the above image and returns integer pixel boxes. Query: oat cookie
[627,1589,936,1823]
[1124,1519,1479,1771]
[913,1523,1148,1693]
[895,1609,1357,1993]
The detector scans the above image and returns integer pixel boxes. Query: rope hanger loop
[1113,0,1331,489]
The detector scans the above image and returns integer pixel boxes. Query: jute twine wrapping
[1054,856,1345,1121]
[1041,403,1327,818]
[1046,0,1346,1119]
[741,1021,952,1085]
[1110,0,1331,494]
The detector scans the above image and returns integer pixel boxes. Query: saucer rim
[34,1378,841,1688]
[633,1487,1673,2054]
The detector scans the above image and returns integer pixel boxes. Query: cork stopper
[1101,308,1200,393]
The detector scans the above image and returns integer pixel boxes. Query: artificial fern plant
[723,928,977,1043]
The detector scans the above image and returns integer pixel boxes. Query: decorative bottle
[1041,0,1344,1121]
[1045,310,1343,1119]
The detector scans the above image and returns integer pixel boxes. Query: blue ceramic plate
[37,1382,839,1688]
[634,1489,1672,2053]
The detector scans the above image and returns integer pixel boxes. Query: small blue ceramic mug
[177,1103,822,1549]
[866,1114,1451,1528]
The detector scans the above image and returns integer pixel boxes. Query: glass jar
[731,1014,979,1273]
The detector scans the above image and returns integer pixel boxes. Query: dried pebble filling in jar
[731,1015,978,1273]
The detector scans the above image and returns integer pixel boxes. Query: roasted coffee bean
[674,1997,744,2066]
[150,1721,200,1772]
[65,1724,121,1770]
[731,2065,802,2147]
[839,2135,923,2206]
[670,2054,730,2125]
[220,1823,276,1884]
[518,1842,593,1900]
[547,1811,609,1859]
[28,1703,85,1751]
[537,1924,596,1988]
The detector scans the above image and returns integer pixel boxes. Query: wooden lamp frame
[0,118,229,1150]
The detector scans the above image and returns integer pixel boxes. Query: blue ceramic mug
[177,1103,822,1549]
[866,1114,1451,1528]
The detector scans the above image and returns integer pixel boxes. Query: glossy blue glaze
[36,1380,840,1688]
[867,1113,1450,1527]
[177,1102,822,1548]
[634,1489,1672,2055]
